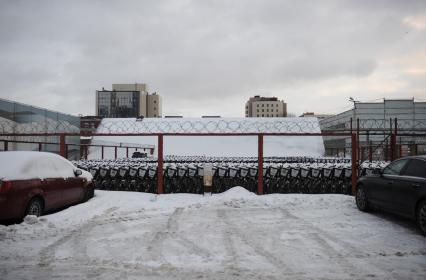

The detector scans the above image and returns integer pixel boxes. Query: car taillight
[0,181,13,193]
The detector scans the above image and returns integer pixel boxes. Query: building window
[262,109,264,112]
[257,104,259,107]
[262,114,264,117]
[276,109,278,112]
[267,104,269,107]
[154,114,156,117]
[154,100,156,103]
[262,104,264,107]
[267,109,269,112]
[257,109,259,112]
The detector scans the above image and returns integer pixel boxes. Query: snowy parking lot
[1,188,425,280]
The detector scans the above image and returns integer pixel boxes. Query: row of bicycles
[73,156,388,195]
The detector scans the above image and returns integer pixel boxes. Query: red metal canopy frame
[1,131,360,195]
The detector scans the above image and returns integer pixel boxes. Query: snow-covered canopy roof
[96,117,321,134]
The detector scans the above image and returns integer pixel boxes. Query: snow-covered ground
[1,188,425,280]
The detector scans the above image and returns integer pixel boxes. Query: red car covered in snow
[0,151,94,220]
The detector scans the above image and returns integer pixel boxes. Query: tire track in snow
[216,209,239,268]
[146,207,212,266]
[38,207,118,267]
[146,207,184,266]
[217,208,297,276]
[279,208,388,277]
[279,208,366,257]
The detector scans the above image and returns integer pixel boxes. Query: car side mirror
[74,169,83,176]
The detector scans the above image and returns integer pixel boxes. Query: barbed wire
[96,118,322,134]
[0,116,79,142]
[1,116,425,137]
[320,118,426,131]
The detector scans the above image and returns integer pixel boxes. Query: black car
[355,156,426,235]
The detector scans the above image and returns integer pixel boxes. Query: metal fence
[0,131,358,196]
[1,117,425,196]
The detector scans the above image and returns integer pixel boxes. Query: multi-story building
[245,96,287,117]
[96,83,162,118]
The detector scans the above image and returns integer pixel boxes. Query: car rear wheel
[417,200,426,236]
[25,198,43,217]
[356,186,369,212]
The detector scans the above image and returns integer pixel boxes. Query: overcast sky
[1,0,425,117]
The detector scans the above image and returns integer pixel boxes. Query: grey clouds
[0,0,425,117]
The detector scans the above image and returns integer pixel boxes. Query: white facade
[245,96,287,117]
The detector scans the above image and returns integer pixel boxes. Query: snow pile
[89,117,325,158]
[23,215,39,225]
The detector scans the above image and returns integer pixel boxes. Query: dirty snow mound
[23,215,39,225]
[217,186,256,199]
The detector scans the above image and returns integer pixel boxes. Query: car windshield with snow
[0,151,94,220]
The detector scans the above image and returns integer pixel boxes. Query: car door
[51,157,85,205]
[368,158,410,210]
[37,160,64,211]
[392,159,426,217]
[66,175,86,203]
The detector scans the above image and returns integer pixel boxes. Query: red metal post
[390,133,396,161]
[101,146,104,159]
[84,145,88,159]
[65,144,68,159]
[257,134,264,195]
[356,118,360,165]
[4,140,8,151]
[398,143,402,159]
[157,134,164,194]
[59,134,66,158]
[38,142,42,151]
[114,146,118,159]
[126,147,129,158]
[369,140,373,162]
[351,133,358,196]
[394,118,398,135]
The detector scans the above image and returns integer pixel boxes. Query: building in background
[245,96,287,117]
[80,116,102,135]
[96,83,162,118]
[320,99,426,158]
[0,98,81,159]
[300,112,334,120]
